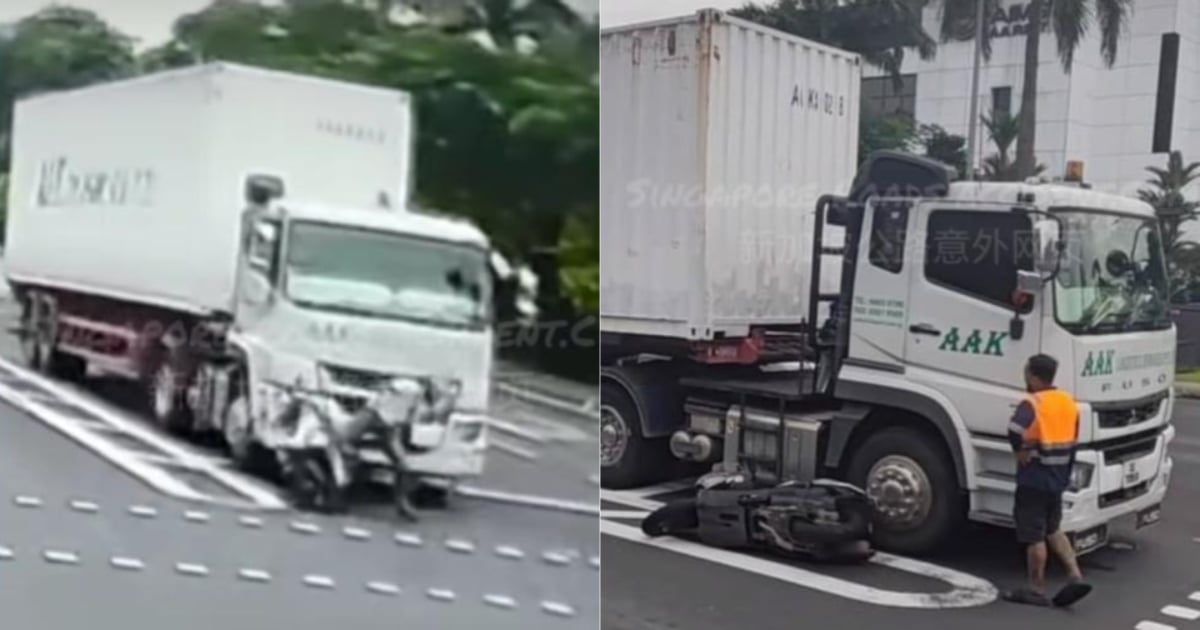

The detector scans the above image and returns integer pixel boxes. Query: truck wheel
[148,357,193,435]
[600,381,664,489]
[18,298,45,371]
[846,427,963,555]
[224,394,276,476]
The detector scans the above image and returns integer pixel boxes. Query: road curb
[494,381,596,421]
[1176,384,1200,399]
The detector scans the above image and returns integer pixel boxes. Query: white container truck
[600,10,1175,556]
[5,63,494,489]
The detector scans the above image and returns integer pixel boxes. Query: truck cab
[205,181,495,484]
[600,152,1175,555]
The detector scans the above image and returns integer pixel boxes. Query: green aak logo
[1080,350,1115,377]
[937,327,1008,356]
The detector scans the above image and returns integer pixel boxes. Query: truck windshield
[1053,209,1170,334]
[283,221,491,330]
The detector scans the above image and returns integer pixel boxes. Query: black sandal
[1052,582,1093,607]
[1002,588,1051,607]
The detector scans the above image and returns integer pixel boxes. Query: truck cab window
[924,209,1034,311]
[868,202,908,274]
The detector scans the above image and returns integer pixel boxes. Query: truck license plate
[1136,504,1162,529]
[1070,525,1108,555]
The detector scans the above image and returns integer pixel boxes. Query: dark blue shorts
[1014,486,1063,544]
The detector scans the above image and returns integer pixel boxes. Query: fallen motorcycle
[641,472,877,563]
[264,376,459,518]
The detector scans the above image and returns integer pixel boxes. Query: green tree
[733,0,935,78]
[941,0,1133,178]
[1138,151,1200,301]
[859,114,916,163]
[918,124,965,178]
[445,0,583,50]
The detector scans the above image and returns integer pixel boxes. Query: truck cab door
[902,202,1041,438]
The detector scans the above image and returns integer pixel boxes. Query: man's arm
[1008,400,1035,453]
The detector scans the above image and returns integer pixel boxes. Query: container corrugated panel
[601,10,861,341]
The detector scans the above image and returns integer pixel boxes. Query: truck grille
[1099,481,1150,508]
[1097,397,1164,429]
[1100,430,1158,465]
[322,364,393,390]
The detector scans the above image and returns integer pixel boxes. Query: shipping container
[5,62,414,315]
[600,10,861,341]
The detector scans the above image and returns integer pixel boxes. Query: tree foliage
[917,124,965,178]
[859,114,916,163]
[1139,151,1200,302]
[0,0,597,319]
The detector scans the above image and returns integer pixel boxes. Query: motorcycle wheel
[641,499,699,537]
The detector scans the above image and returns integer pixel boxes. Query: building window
[869,202,909,274]
[862,74,917,120]
[924,209,1034,310]
[991,86,1012,117]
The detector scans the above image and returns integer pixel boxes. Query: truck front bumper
[362,411,488,481]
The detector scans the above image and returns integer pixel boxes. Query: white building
[864,0,1199,198]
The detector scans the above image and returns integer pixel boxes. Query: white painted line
[495,381,594,419]
[541,601,577,618]
[1190,592,1200,603]
[445,538,476,554]
[0,546,13,560]
[43,550,80,565]
[484,594,517,609]
[343,526,372,541]
[14,495,42,508]
[542,551,572,566]
[128,505,158,518]
[239,515,264,528]
[491,438,540,461]
[600,489,665,512]
[484,416,548,445]
[69,500,99,514]
[290,521,321,535]
[303,575,336,590]
[184,510,211,524]
[111,556,144,571]
[457,485,598,516]
[427,588,457,602]
[395,532,423,547]
[601,510,649,520]
[1162,605,1200,621]
[0,357,288,510]
[1136,622,1177,630]
[619,480,697,500]
[589,555,600,569]
[588,474,600,485]
[367,581,401,596]
[495,545,525,560]
[175,562,210,577]
[238,568,272,583]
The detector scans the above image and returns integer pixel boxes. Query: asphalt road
[601,399,1200,630]
[0,297,599,628]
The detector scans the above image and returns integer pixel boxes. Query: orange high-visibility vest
[1021,389,1079,466]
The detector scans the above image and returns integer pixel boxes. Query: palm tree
[941,0,1133,178]
[980,109,1044,181]
[1139,151,1200,276]
[732,0,936,79]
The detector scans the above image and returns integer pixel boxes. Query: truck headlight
[1069,462,1094,492]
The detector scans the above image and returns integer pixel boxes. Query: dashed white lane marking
[1162,605,1200,621]
[175,563,210,577]
[239,515,264,528]
[238,568,272,583]
[588,474,600,485]
[343,526,372,541]
[290,521,321,535]
[129,505,158,518]
[111,556,144,571]
[366,581,401,596]
[491,438,540,461]
[0,546,12,560]
[541,601,577,618]
[427,588,457,602]
[184,510,211,524]
[601,510,650,520]
[303,575,336,590]
[14,495,42,508]
[445,538,476,554]
[0,357,287,510]
[69,500,99,514]
[485,416,549,445]
[589,556,599,569]
[601,488,998,610]
[484,594,517,609]
[457,485,598,516]
[395,532,424,547]
[43,550,80,565]
[495,545,526,560]
[494,381,595,420]
[1136,621,1177,630]
[1190,592,1200,603]
[542,551,572,566]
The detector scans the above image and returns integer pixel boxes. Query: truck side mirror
[1033,218,1063,277]
[245,175,285,206]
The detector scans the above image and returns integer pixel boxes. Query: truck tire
[147,350,193,435]
[224,393,276,477]
[600,380,666,489]
[846,427,963,555]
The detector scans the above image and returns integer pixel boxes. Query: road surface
[602,399,1200,630]
[0,296,599,628]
